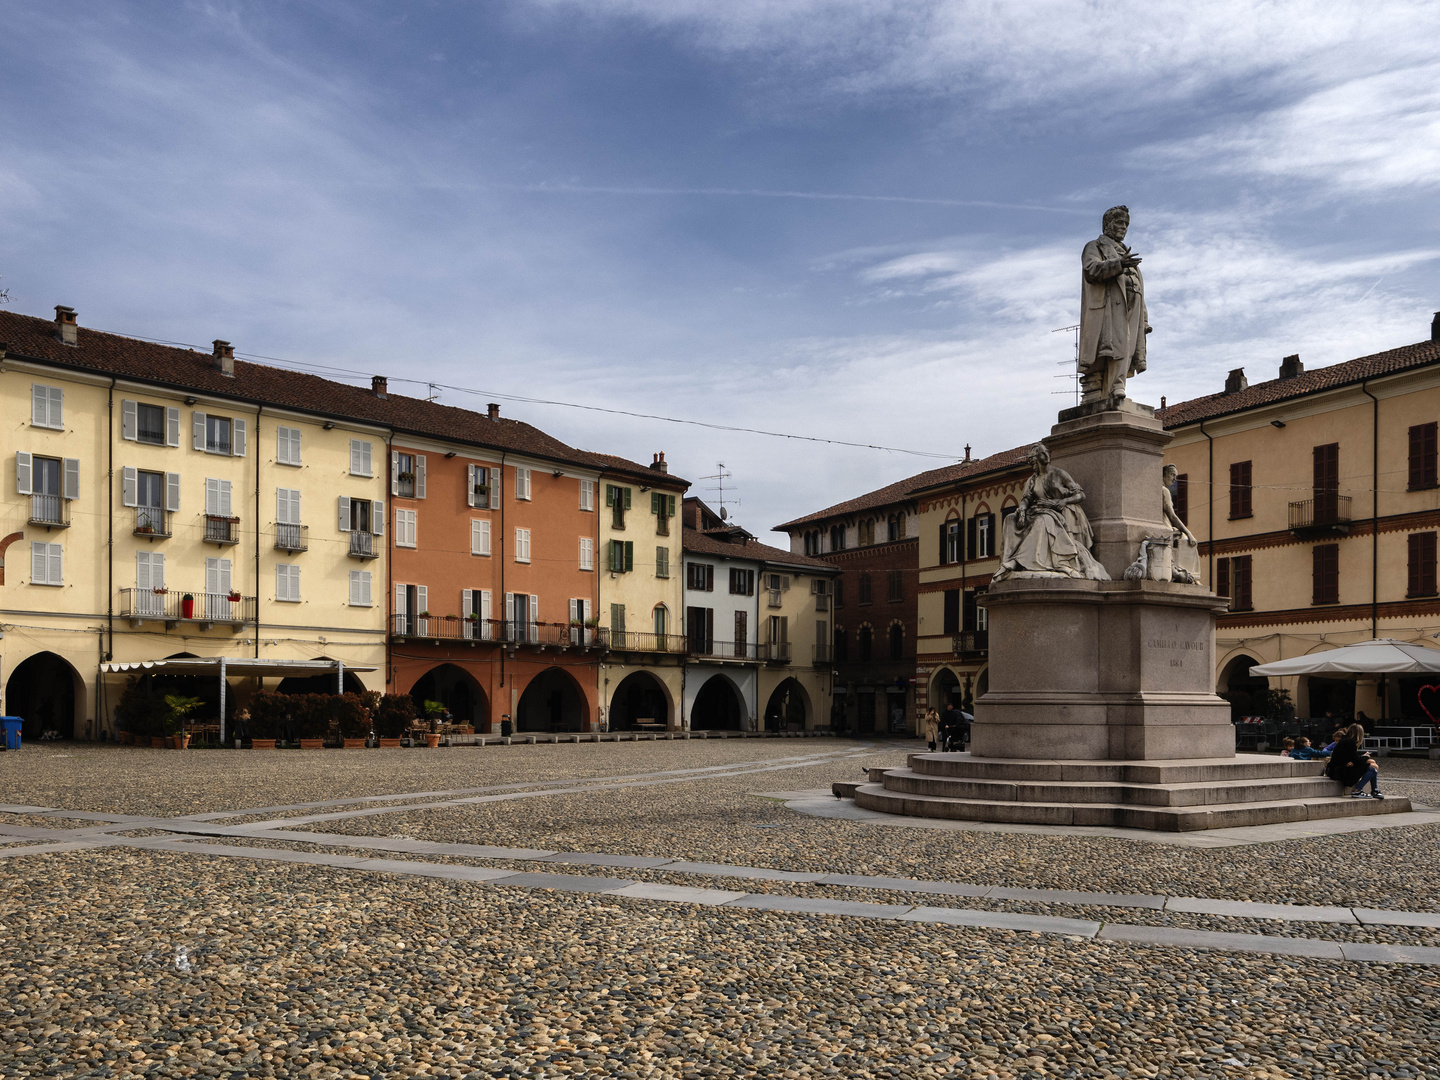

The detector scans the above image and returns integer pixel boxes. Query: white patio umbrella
[1249,639,1440,677]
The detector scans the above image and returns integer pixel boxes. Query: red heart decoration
[1417,685,1440,727]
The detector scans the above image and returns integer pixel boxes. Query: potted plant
[373,693,415,748]
[163,693,203,749]
[422,700,447,747]
[247,695,280,749]
[334,692,374,748]
[227,589,242,603]
[292,693,329,748]
[180,593,195,619]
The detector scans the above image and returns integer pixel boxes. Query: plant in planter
[227,590,242,603]
[289,693,331,747]
[333,692,374,747]
[422,699,448,746]
[246,692,285,748]
[114,676,168,743]
[373,694,415,746]
[162,693,204,749]
[584,616,601,628]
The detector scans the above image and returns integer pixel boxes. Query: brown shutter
[1409,533,1423,597]
[1411,532,1438,597]
[1313,444,1339,524]
[1311,544,1338,605]
[938,521,948,565]
[1216,558,1230,599]
[1412,423,1438,490]
[943,589,960,633]
[1229,462,1253,519]
[1174,473,1189,525]
[1233,555,1253,610]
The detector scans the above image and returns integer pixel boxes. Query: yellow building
[593,453,689,730]
[1,307,389,738]
[1160,321,1440,723]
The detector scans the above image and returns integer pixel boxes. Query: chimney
[1160,395,1167,410]
[963,444,971,463]
[54,306,77,346]
[487,402,500,421]
[1432,311,1440,342]
[212,340,235,377]
[1224,367,1248,394]
[371,375,388,398]
[650,451,668,474]
[1279,353,1304,380]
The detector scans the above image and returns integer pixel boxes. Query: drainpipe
[106,378,115,664]
[1201,418,1215,588]
[499,452,508,728]
[254,404,262,662]
[385,432,394,692]
[1361,379,1379,641]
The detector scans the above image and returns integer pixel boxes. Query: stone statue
[1079,205,1150,404]
[993,443,1111,582]
[1163,464,1201,584]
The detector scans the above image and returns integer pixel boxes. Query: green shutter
[667,495,676,517]
[651,492,661,514]
[624,541,634,572]
[623,487,632,510]
[605,485,615,507]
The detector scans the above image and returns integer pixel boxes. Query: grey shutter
[415,455,426,499]
[467,464,477,507]
[50,386,63,427]
[31,385,46,426]
[165,472,181,512]
[338,496,351,532]
[166,407,181,447]
[122,466,138,507]
[232,418,247,458]
[372,500,384,535]
[390,451,399,494]
[529,594,539,640]
[63,458,79,500]
[16,452,31,496]
[219,480,232,517]
[32,542,47,583]
[193,412,206,450]
[490,468,501,507]
[121,400,137,441]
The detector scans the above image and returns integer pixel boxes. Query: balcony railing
[767,589,783,609]
[690,639,762,662]
[275,523,308,552]
[119,589,256,625]
[348,531,380,559]
[765,641,791,664]
[813,642,832,665]
[29,494,69,528]
[952,629,989,656]
[1289,495,1353,532]
[204,515,240,545]
[598,629,687,654]
[133,507,171,539]
[388,616,603,648]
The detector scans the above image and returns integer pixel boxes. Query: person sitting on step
[1325,723,1385,799]
[1288,736,1328,760]
[1279,737,1295,757]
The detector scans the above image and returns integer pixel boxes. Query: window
[1313,443,1340,524]
[654,605,668,638]
[812,578,829,611]
[655,546,669,578]
[686,606,714,653]
[968,513,995,559]
[193,412,246,457]
[858,625,872,662]
[516,467,532,501]
[829,525,845,552]
[276,564,301,602]
[1408,532,1437,598]
[939,519,961,564]
[607,484,631,528]
[337,496,384,539]
[943,588,960,634]
[466,464,493,509]
[1218,554,1253,611]
[580,537,594,570]
[396,508,417,548]
[349,570,372,607]
[1229,460,1253,519]
[204,557,233,618]
[1216,557,1229,599]
[729,568,755,595]
[121,400,180,446]
[1410,424,1438,491]
[515,527,532,563]
[766,614,786,659]
[1312,544,1339,605]
[652,492,676,535]
[887,570,903,602]
[889,624,904,661]
[687,562,714,591]
[351,439,374,477]
[391,451,425,498]
[134,551,166,615]
[31,384,64,429]
[858,573,872,605]
[580,479,595,511]
[30,541,62,585]
[506,593,539,643]
[609,539,634,572]
[834,578,845,607]
[735,610,749,654]
[834,627,848,663]
[611,603,627,636]
[205,478,234,517]
[276,426,302,465]
[858,519,875,546]
[462,589,492,640]
[471,519,491,556]
[1173,472,1189,525]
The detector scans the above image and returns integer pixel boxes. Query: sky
[2,1,1438,537]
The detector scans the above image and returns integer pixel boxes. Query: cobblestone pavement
[3,740,1440,1078]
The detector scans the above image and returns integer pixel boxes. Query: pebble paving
[4,740,1440,1077]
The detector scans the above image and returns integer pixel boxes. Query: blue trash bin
[1,717,22,751]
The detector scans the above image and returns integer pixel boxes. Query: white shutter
[490,468,501,507]
[153,552,165,592]
[205,478,220,516]
[505,592,515,636]
[232,418,247,458]
[471,519,483,555]
[338,496,351,532]
[350,439,363,475]
[31,542,46,584]
[49,543,63,584]
[217,558,232,595]
[206,556,220,596]
[390,451,399,495]
[467,464,477,507]
[63,458,79,500]
[529,594,539,640]
[165,472,181,512]
[480,590,492,639]
[276,488,290,525]
[580,479,593,511]
[193,412,206,450]
[395,583,407,618]
[462,588,474,626]
[136,551,153,592]
[15,452,31,496]
[49,387,63,427]
[373,500,385,536]
[417,584,428,615]
[569,598,579,623]
[276,564,287,601]
[121,400,138,441]
[31,385,46,426]
[166,407,181,447]
[219,480,232,517]
[415,455,426,499]
[360,571,371,607]
[350,570,364,607]
[480,519,491,555]
[122,466,138,508]
[579,537,593,570]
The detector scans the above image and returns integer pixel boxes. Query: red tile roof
[682,527,837,571]
[585,451,690,489]
[0,308,597,468]
[1159,338,1440,428]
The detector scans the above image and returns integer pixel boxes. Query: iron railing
[766,641,791,663]
[597,629,687,654]
[767,589,783,609]
[1289,495,1353,530]
[952,629,989,656]
[29,494,69,528]
[388,616,602,648]
[274,523,308,552]
[348,531,380,559]
[204,515,240,545]
[813,642,831,664]
[119,588,256,624]
[133,507,170,538]
[690,639,762,662]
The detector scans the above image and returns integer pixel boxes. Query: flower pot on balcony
[251,738,277,749]
[377,738,402,748]
[342,738,367,749]
[227,592,242,603]
[181,594,195,619]
[425,734,441,748]
[298,738,324,749]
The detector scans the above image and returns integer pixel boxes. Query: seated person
[1279,737,1295,757]
[1321,729,1345,754]
[1325,723,1385,799]
[1288,736,1328,760]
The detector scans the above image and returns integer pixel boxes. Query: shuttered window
[1173,473,1189,525]
[31,541,63,585]
[349,570,372,606]
[655,546,669,579]
[1313,444,1340,524]
[516,468,532,500]
[395,508,417,548]
[276,564,301,602]
[1409,532,1438,598]
[31,384,64,429]
[1229,461,1252,519]
[1216,557,1231,599]
[610,539,634,573]
[580,479,594,511]
[686,562,713,590]
[350,439,373,477]
[579,537,594,571]
[1312,544,1339,605]
[276,426,302,466]
[471,519,491,556]
[1409,424,1438,491]
[515,527,531,563]
[1232,556,1253,611]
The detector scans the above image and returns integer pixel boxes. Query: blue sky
[3,1,1438,534]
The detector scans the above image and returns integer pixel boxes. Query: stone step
[880,767,1342,807]
[907,752,1326,785]
[852,783,1413,832]
[831,781,862,798]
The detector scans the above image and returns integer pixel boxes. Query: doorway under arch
[409,664,489,729]
[608,671,672,731]
[277,657,368,696]
[763,678,811,731]
[517,667,588,732]
[930,667,963,712]
[691,675,745,730]
[7,652,81,740]
[1218,654,1268,721]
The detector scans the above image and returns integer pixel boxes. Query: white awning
[100,658,377,678]
[1250,639,1440,678]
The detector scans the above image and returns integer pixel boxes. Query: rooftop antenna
[426,383,441,402]
[1051,324,1081,405]
[699,462,739,521]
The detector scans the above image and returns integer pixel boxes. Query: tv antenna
[1051,324,1081,405]
[426,383,441,402]
[700,463,739,521]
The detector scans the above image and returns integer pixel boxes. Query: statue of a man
[1079,205,1150,404]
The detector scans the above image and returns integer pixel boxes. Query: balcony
[1289,495,1353,536]
[119,589,256,628]
[388,616,602,650]
[29,494,69,529]
[348,531,381,559]
[767,589,783,609]
[952,629,989,657]
[204,515,240,545]
[133,507,171,539]
[598,629,687,654]
[690,639,762,663]
[813,642,832,665]
[274,523,309,553]
[765,641,792,664]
